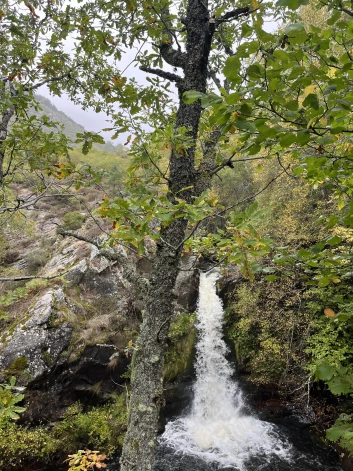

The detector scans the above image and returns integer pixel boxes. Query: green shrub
[62,211,86,231]
[0,394,127,468]
[25,248,50,273]
[0,279,48,309]
[226,278,312,387]
[327,414,353,455]
[52,395,127,456]
[0,422,58,468]
[0,377,26,423]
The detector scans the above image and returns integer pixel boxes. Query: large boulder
[0,288,72,385]
[23,344,129,424]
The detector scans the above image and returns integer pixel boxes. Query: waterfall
[160,270,290,469]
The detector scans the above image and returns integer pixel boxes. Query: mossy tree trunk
[119,2,214,470]
[120,1,251,470]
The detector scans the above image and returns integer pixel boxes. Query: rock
[90,245,116,273]
[24,344,129,424]
[43,240,88,275]
[81,246,130,295]
[175,255,199,311]
[38,216,61,238]
[0,289,72,385]
[65,258,88,286]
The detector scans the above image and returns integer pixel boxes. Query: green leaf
[328,377,353,395]
[226,93,241,105]
[315,362,335,381]
[223,56,241,82]
[279,133,297,148]
[247,64,264,79]
[327,11,341,26]
[182,90,205,104]
[303,93,319,110]
[327,235,341,246]
[241,22,253,38]
[265,275,279,282]
[318,277,330,287]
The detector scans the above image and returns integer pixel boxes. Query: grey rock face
[0,288,72,384]
[175,255,200,311]
[65,258,88,286]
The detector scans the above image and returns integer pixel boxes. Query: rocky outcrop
[23,343,129,424]
[0,228,201,426]
[0,288,72,384]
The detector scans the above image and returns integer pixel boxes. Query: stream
[153,270,343,471]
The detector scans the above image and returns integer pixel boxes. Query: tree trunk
[0,106,15,184]
[119,1,214,470]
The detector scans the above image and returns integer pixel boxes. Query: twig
[139,66,182,83]
[0,267,73,282]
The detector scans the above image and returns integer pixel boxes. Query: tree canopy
[3,0,353,468]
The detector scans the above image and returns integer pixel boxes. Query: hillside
[33,94,119,153]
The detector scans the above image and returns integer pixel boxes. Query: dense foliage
[3,0,353,465]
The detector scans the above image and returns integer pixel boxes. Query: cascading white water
[160,270,290,469]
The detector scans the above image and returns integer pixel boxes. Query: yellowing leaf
[304,85,316,96]
[324,308,335,318]
[124,135,132,146]
[338,196,345,211]
[252,0,260,8]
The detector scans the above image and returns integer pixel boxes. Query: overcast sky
[40,48,153,145]
[39,15,277,146]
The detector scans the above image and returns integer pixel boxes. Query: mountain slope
[34,94,118,152]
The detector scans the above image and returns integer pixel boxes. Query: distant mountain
[34,94,119,153]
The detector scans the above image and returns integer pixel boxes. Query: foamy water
[159,270,290,469]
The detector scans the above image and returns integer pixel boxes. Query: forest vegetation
[2,0,353,470]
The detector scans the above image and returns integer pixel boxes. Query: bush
[0,422,58,468]
[25,248,50,273]
[62,211,86,231]
[52,395,127,456]
[0,394,127,468]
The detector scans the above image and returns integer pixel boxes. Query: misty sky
[40,49,153,145]
[39,14,277,146]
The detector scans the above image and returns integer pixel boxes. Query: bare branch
[209,155,267,177]
[0,267,73,282]
[25,71,73,92]
[151,4,182,51]
[0,189,79,214]
[217,166,288,215]
[217,7,251,24]
[276,152,297,179]
[0,105,15,182]
[340,6,353,17]
[208,68,222,90]
[158,43,186,68]
[176,219,202,251]
[139,66,182,83]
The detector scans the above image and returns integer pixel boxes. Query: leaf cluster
[0,376,26,423]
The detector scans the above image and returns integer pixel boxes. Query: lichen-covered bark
[0,105,15,184]
[119,1,215,470]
